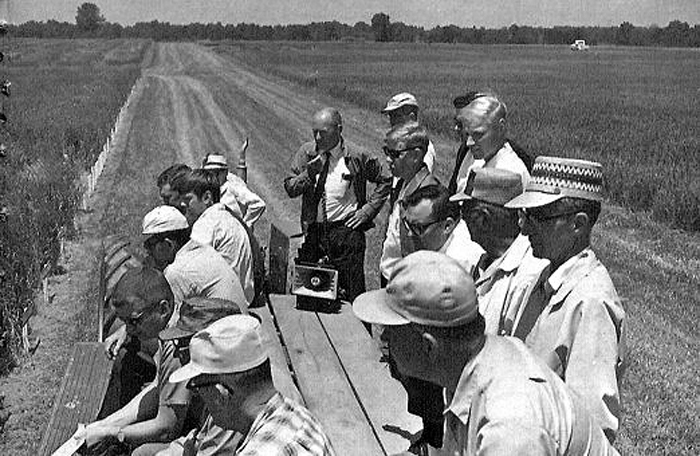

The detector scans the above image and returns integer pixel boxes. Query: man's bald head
[311,107,343,153]
[111,267,174,313]
[455,94,508,160]
[465,95,507,126]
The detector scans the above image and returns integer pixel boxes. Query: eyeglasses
[382,146,414,160]
[143,236,164,251]
[402,217,442,236]
[521,209,580,224]
[122,306,153,327]
[186,378,219,391]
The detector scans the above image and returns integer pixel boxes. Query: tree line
[7,5,700,48]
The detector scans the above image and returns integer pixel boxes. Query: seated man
[202,151,266,229]
[353,251,619,455]
[169,315,336,456]
[171,169,255,304]
[81,268,200,454]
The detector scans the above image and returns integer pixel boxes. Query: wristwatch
[116,428,126,444]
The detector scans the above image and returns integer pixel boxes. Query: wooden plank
[268,224,289,294]
[39,342,114,456]
[269,294,385,455]
[254,305,303,404]
[318,306,423,455]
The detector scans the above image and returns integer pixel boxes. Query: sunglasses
[521,209,580,224]
[382,145,415,160]
[402,217,442,236]
[186,378,219,391]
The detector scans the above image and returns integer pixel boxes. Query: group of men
[75,88,626,456]
[285,91,626,455]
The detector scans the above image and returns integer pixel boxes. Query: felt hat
[506,156,603,208]
[450,168,523,205]
[202,154,228,170]
[159,297,245,341]
[142,205,188,235]
[169,314,268,383]
[381,92,419,113]
[353,251,478,328]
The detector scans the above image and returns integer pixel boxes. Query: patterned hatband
[505,156,603,208]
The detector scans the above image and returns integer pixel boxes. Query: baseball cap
[450,168,523,205]
[381,92,419,114]
[202,154,228,170]
[506,156,603,208]
[169,314,268,384]
[353,251,478,328]
[142,205,189,235]
[159,297,245,341]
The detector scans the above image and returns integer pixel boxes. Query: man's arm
[352,153,391,224]
[477,421,559,455]
[222,174,267,227]
[283,144,316,198]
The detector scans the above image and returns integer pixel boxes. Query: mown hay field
[0,38,146,372]
[216,41,700,232]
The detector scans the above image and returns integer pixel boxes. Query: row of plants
[216,41,700,231]
[0,38,147,374]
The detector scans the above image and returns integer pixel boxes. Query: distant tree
[371,12,391,42]
[616,21,634,45]
[76,3,105,32]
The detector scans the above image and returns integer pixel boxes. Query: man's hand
[345,210,369,230]
[103,326,128,360]
[306,153,327,177]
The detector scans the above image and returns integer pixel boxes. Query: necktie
[314,152,331,223]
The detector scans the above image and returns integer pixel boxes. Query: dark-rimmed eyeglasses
[122,307,152,327]
[402,217,442,236]
[186,378,219,391]
[521,209,580,224]
[382,146,414,160]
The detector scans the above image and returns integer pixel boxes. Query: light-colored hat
[505,156,603,208]
[353,251,478,327]
[450,168,523,205]
[159,297,245,341]
[381,92,419,113]
[169,314,268,383]
[202,154,228,170]
[142,205,188,235]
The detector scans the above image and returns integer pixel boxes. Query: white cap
[202,154,228,170]
[142,205,188,235]
[381,92,419,113]
[169,315,268,383]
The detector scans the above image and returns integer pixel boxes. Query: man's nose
[314,131,322,142]
[466,135,475,147]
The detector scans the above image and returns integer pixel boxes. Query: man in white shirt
[202,152,266,229]
[171,169,255,305]
[447,92,530,195]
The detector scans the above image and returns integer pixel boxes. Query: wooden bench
[38,343,114,456]
[265,294,421,455]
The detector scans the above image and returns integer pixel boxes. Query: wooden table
[259,294,422,456]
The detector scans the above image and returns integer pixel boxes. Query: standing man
[505,156,626,442]
[202,151,266,229]
[284,107,391,302]
[169,315,336,455]
[379,122,440,284]
[401,184,483,277]
[171,169,255,305]
[450,168,548,335]
[353,251,619,456]
[448,92,530,195]
[381,92,436,173]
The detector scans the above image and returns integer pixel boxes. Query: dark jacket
[284,139,392,232]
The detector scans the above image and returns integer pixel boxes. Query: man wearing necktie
[284,107,391,302]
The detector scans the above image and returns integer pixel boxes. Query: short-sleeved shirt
[236,393,336,456]
[442,336,619,456]
[190,203,255,304]
[164,240,248,326]
[221,172,266,228]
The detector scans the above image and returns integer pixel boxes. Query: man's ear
[158,299,173,318]
[443,216,458,235]
[214,383,230,398]
[203,190,214,206]
[571,212,590,234]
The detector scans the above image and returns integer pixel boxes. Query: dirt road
[2,42,698,454]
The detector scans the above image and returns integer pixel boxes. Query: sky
[2,0,699,28]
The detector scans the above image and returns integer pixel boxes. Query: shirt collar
[547,247,595,293]
[326,138,346,160]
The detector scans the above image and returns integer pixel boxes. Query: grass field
[0,39,145,372]
[215,41,700,232]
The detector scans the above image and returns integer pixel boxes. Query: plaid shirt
[236,393,336,456]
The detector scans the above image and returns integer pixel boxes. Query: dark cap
[159,297,244,341]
